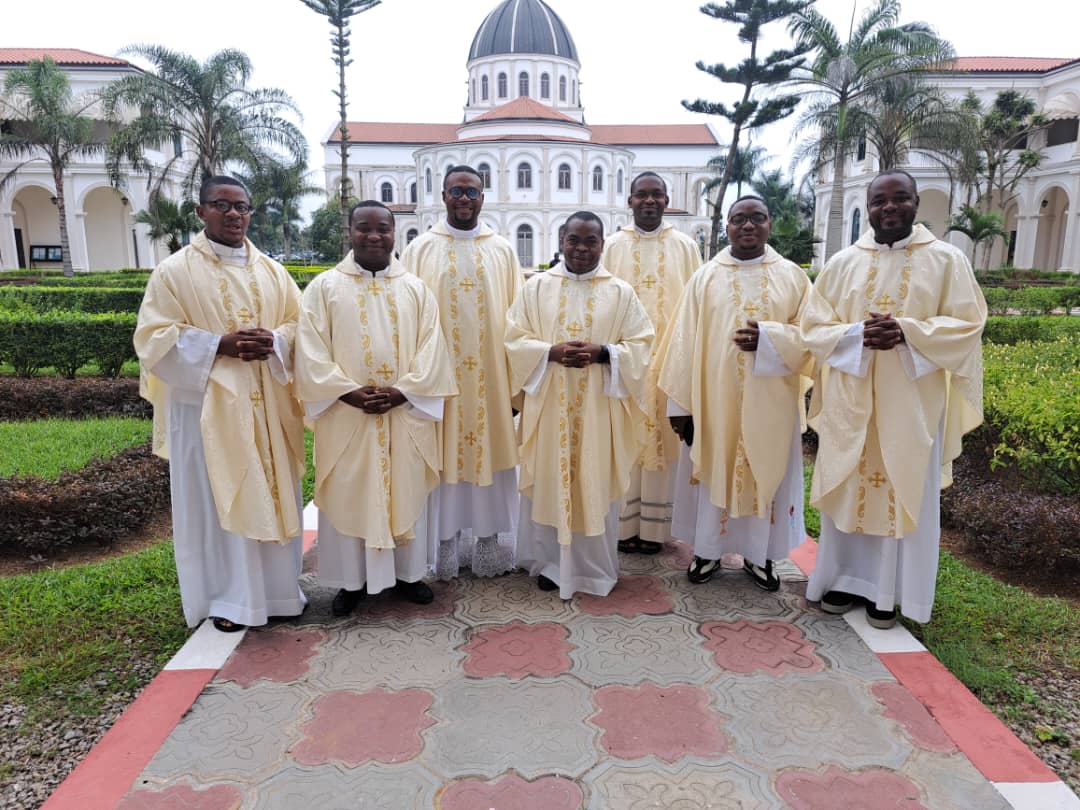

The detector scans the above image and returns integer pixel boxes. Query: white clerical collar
[730,252,765,266]
[634,223,663,236]
[208,238,248,263]
[565,265,600,280]
[873,231,915,251]
[354,259,391,277]
[445,221,481,239]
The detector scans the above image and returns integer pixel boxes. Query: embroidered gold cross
[742,302,761,318]
[367,279,382,295]
[644,418,656,432]
[236,306,256,326]
[638,275,658,291]
[566,321,583,338]
[462,356,478,371]
[874,293,896,310]
[458,277,477,293]
[376,363,394,381]
[868,471,887,488]
[249,390,263,407]
[464,432,477,446]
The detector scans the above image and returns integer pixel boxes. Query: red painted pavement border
[42,668,215,810]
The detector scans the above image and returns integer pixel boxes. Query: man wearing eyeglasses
[658,195,812,594]
[135,175,307,634]
[601,171,702,556]
[401,165,524,581]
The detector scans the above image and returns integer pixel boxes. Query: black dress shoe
[331,588,365,616]
[395,579,434,605]
[537,575,559,591]
[821,590,856,615]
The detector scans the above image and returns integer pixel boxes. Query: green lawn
[0,360,140,377]
[802,460,820,538]
[0,417,152,479]
[303,428,315,505]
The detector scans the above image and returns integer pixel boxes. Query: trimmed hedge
[0,442,169,557]
[26,273,150,289]
[0,376,148,420]
[0,286,145,314]
[0,311,137,377]
[981,285,1080,315]
[983,316,1080,345]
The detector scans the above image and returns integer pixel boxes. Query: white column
[71,211,90,271]
[1012,213,1039,270]
[0,210,17,270]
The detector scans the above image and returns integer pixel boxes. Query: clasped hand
[549,341,605,368]
[218,328,275,362]
[863,312,905,350]
[733,319,759,352]
[340,386,407,414]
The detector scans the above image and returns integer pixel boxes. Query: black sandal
[687,555,721,584]
[211,617,246,633]
[743,559,780,592]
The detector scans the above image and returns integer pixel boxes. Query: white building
[0,48,193,271]
[814,56,1080,272]
[321,0,719,268]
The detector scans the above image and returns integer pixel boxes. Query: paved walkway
[44,521,1080,809]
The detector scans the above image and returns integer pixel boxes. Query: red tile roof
[455,133,587,144]
[330,122,459,144]
[469,96,580,124]
[0,48,130,67]
[387,204,417,213]
[590,125,719,146]
[945,57,1079,74]
[335,120,718,147]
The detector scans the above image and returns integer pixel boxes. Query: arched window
[380,181,393,203]
[592,166,603,192]
[481,75,489,101]
[517,162,532,189]
[559,76,567,102]
[558,163,572,190]
[497,72,508,98]
[517,224,534,267]
[850,208,861,245]
[518,71,529,97]
[425,168,432,193]
[856,137,867,162]
[617,169,624,195]
[406,228,418,244]
[478,162,492,189]
[409,181,417,204]
[540,73,550,98]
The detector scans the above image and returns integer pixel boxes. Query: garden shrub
[983,316,1080,344]
[0,376,148,420]
[0,311,137,377]
[979,285,1078,315]
[0,443,169,557]
[0,286,145,314]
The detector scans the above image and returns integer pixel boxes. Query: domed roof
[469,0,578,62]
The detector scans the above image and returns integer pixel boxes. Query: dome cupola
[468,0,578,61]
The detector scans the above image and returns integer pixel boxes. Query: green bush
[0,311,137,377]
[0,286,145,313]
[38,273,150,289]
[982,336,1080,495]
[983,316,1080,344]
[979,285,1078,315]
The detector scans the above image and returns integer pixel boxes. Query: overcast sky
[7,0,1076,215]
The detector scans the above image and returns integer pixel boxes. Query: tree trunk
[707,129,741,258]
[824,149,847,262]
[337,20,351,259]
[283,209,292,258]
[53,164,74,276]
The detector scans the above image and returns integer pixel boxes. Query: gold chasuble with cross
[401,222,523,486]
[801,224,986,538]
[658,246,812,518]
[505,265,654,544]
[295,256,457,549]
[135,232,305,543]
[602,223,700,471]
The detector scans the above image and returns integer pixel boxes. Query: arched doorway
[12,185,62,269]
[1035,187,1070,271]
[84,187,130,270]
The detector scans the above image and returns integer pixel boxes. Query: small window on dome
[519,72,529,97]
[540,73,550,99]
[559,76,567,102]
[498,72,508,98]
[481,75,489,101]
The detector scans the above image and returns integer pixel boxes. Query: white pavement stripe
[994,781,1080,809]
[163,620,247,671]
[303,500,319,532]
[842,608,927,653]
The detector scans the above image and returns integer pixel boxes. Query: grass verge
[0,417,152,480]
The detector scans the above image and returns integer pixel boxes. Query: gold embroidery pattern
[631,231,669,468]
[863,247,913,319]
[446,240,489,481]
[728,261,768,512]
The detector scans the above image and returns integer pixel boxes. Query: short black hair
[349,199,395,224]
[729,194,770,215]
[630,171,667,195]
[564,210,604,239]
[199,175,248,204]
[869,169,918,196]
[442,165,483,190]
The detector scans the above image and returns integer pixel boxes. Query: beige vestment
[295,256,457,549]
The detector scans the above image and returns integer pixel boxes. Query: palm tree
[946,205,1008,270]
[298,0,381,256]
[134,193,200,255]
[0,58,107,276]
[705,144,771,203]
[788,0,954,260]
[102,46,307,196]
[242,157,324,257]
[858,75,963,170]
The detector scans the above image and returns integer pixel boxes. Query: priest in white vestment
[507,212,654,599]
[401,165,524,580]
[658,196,812,591]
[801,171,986,628]
[134,176,306,632]
[602,172,701,555]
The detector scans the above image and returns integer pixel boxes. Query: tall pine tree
[684,0,810,257]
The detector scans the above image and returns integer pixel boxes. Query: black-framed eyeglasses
[205,200,252,214]
[728,213,769,226]
[446,186,481,200]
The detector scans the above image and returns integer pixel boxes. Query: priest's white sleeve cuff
[603,344,629,399]
[305,398,338,420]
[522,350,551,396]
[266,329,292,385]
[666,399,690,417]
[403,393,444,421]
[752,325,791,377]
[826,323,870,378]
[896,342,939,380]
[150,327,219,392]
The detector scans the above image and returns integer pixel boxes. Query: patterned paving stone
[428,678,596,778]
[901,749,1012,810]
[292,687,436,766]
[585,756,778,810]
[657,539,694,572]
[577,575,674,617]
[793,610,894,680]
[438,772,584,810]
[462,621,574,679]
[567,615,713,686]
[591,683,730,762]
[455,570,577,624]
[253,763,441,809]
[117,781,247,810]
[775,765,930,810]
[871,682,957,753]
[700,620,826,676]
[710,672,911,771]
[217,626,326,687]
[310,617,466,690]
[142,683,307,782]
[671,572,799,622]
[356,578,457,621]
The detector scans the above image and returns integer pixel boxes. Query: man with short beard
[296,201,456,616]
[802,170,986,629]
[658,195,812,593]
[401,166,524,581]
